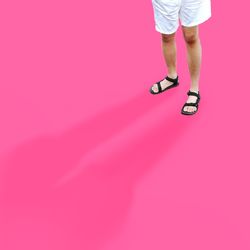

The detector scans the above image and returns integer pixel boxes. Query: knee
[183,32,199,45]
[161,33,175,43]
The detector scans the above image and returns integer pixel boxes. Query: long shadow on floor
[0,89,194,250]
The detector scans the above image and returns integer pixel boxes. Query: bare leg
[182,25,201,112]
[151,32,178,93]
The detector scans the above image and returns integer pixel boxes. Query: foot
[151,74,178,94]
[182,89,199,113]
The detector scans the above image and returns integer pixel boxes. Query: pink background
[0,0,250,249]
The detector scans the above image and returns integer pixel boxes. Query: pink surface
[0,0,250,249]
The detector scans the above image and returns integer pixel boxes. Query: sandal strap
[154,75,178,93]
[156,81,162,92]
[183,102,198,107]
[165,75,178,83]
[187,90,200,98]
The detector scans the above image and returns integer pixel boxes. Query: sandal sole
[181,110,198,115]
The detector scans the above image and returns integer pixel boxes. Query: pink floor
[1,1,250,249]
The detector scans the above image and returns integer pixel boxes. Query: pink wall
[0,0,250,249]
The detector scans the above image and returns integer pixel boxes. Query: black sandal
[149,75,179,95]
[181,90,200,115]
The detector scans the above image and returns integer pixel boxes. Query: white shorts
[152,0,212,34]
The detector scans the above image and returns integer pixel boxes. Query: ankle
[168,72,178,79]
[190,86,199,93]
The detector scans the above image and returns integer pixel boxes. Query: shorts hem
[155,25,179,35]
[181,14,212,28]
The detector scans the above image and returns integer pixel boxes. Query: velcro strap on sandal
[187,90,200,98]
[183,102,198,107]
[165,75,178,83]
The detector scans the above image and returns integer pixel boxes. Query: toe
[152,84,158,93]
[183,106,196,113]
[190,107,196,113]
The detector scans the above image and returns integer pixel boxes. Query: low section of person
[149,0,211,115]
